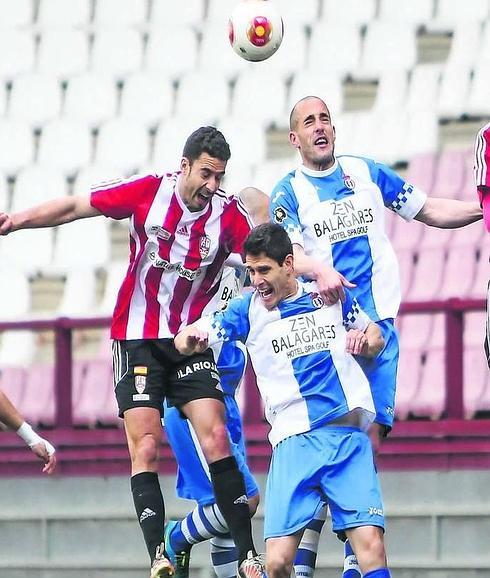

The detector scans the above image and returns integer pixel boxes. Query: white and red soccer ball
[228,0,284,62]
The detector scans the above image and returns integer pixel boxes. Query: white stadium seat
[0,228,54,273]
[406,64,442,113]
[445,22,483,69]
[151,118,199,173]
[37,29,90,79]
[37,120,93,176]
[151,0,205,28]
[95,119,150,174]
[378,0,434,27]
[466,63,490,117]
[8,74,62,128]
[198,23,250,81]
[57,268,98,315]
[145,26,199,81]
[279,0,320,27]
[0,173,8,211]
[0,31,36,80]
[218,116,267,166]
[120,73,174,128]
[36,0,91,29]
[98,261,128,316]
[308,21,362,78]
[0,120,34,175]
[0,0,33,29]
[91,28,144,80]
[372,70,409,114]
[174,72,231,125]
[475,20,490,68]
[11,166,67,212]
[63,74,118,128]
[437,63,472,119]
[93,0,148,28]
[72,165,122,196]
[321,0,377,27]
[288,70,344,119]
[429,0,489,31]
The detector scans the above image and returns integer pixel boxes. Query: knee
[266,553,293,578]
[132,433,160,465]
[356,533,386,573]
[248,493,260,517]
[199,421,230,459]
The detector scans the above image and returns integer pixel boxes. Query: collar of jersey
[300,158,339,178]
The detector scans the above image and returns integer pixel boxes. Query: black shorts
[112,339,224,417]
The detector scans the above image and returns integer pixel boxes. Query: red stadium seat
[22,363,55,426]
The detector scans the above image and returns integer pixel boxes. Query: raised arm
[413,197,483,229]
[345,322,384,359]
[293,244,355,304]
[0,194,101,235]
[0,389,57,474]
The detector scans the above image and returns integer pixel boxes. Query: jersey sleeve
[269,179,304,246]
[368,160,427,221]
[221,196,253,256]
[90,174,162,220]
[196,294,251,345]
[474,122,490,188]
[341,289,371,332]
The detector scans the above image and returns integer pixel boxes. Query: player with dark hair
[0,388,56,474]
[271,96,483,578]
[0,127,266,578]
[174,223,390,578]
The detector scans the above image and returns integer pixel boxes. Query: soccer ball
[228,0,284,62]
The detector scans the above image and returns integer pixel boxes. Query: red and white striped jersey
[475,121,490,189]
[90,172,253,340]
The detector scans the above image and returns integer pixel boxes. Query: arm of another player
[0,389,57,474]
[413,197,482,229]
[293,244,355,305]
[0,194,101,235]
[174,324,210,356]
[345,322,384,358]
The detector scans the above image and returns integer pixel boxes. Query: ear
[284,253,294,272]
[180,156,190,174]
[289,130,299,149]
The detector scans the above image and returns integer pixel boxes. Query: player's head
[289,96,336,171]
[239,187,270,225]
[244,223,296,310]
[179,126,231,212]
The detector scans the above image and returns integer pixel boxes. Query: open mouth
[258,287,274,300]
[314,136,328,146]
[197,188,212,204]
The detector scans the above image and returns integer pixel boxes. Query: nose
[205,175,220,193]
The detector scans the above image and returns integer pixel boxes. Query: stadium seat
[321,0,377,27]
[174,72,231,125]
[72,165,121,196]
[51,219,111,272]
[357,22,417,80]
[98,262,127,316]
[410,313,446,419]
[406,246,446,301]
[308,22,362,79]
[359,109,408,165]
[280,0,320,27]
[91,28,144,80]
[120,73,174,129]
[476,20,490,68]
[396,247,416,299]
[445,22,483,69]
[438,246,478,299]
[151,0,205,28]
[437,63,472,120]
[93,0,148,28]
[463,311,488,417]
[221,163,254,197]
[218,116,267,166]
[403,109,439,159]
[378,0,434,27]
[253,157,299,196]
[0,0,33,29]
[429,0,489,31]
[22,363,55,426]
[63,74,118,128]
[198,22,249,81]
[0,31,35,80]
[37,29,90,79]
[0,173,8,211]
[405,151,437,194]
[231,69,287,127]
[468,254,489,300]
[431,149,467,199]
[0,367,27,410]
[37,120,92,176]
[8,74,62,128]
[372,70,409,115]
[95,119,150,174]
[0,267,31,318]
[10,166,67,212]
[0,120,34,175]
[287,71,344,119]
[145,26,199,81]
[0,330,37,367]
[56,268,99,316]
[406,64,442,113]
[466,63,490,117]
[152,117,199,172]
[36,0,91,29]
[0,228,54,274]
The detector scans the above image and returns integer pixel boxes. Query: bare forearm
[0,391,23,430]
[292,245,326,279]
[415,198,483,229]
[10,195,99,232]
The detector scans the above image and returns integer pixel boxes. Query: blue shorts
[264,426,385,539]
[356,318,399,430]
[163,395,259,506]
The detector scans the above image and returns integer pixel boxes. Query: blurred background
[0,0,489,576]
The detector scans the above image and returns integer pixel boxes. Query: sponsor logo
[310,292,324,309]
[199,235,211,259]
[386,406,395,416]
[368,507,384,516]
[139,508,156,523]
[149,225,171,240]
[233,495,248,505]
[176,360,218,379]
[313,198,374,244]
[135,375,146,394]
[272,190,285,203]
[148,251,202,280]
[343,175,356,190]
[273,206,287,224]
[176,225,189,236]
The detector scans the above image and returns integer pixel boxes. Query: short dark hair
[182,126,231,164]
[244,223,293,265]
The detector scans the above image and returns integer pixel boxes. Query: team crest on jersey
[343,175,356,190]
[133,373,150,401]
[199,235,211,258]
[310,292,324,309]
[274,206,287,224]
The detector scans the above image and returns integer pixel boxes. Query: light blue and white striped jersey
[269,156,427,321]
[199,281,375,447]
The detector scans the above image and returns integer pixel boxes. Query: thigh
[356,319,399,431]
[264,433,325,539]
[321,428,385,536]
[112,339,167,417]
